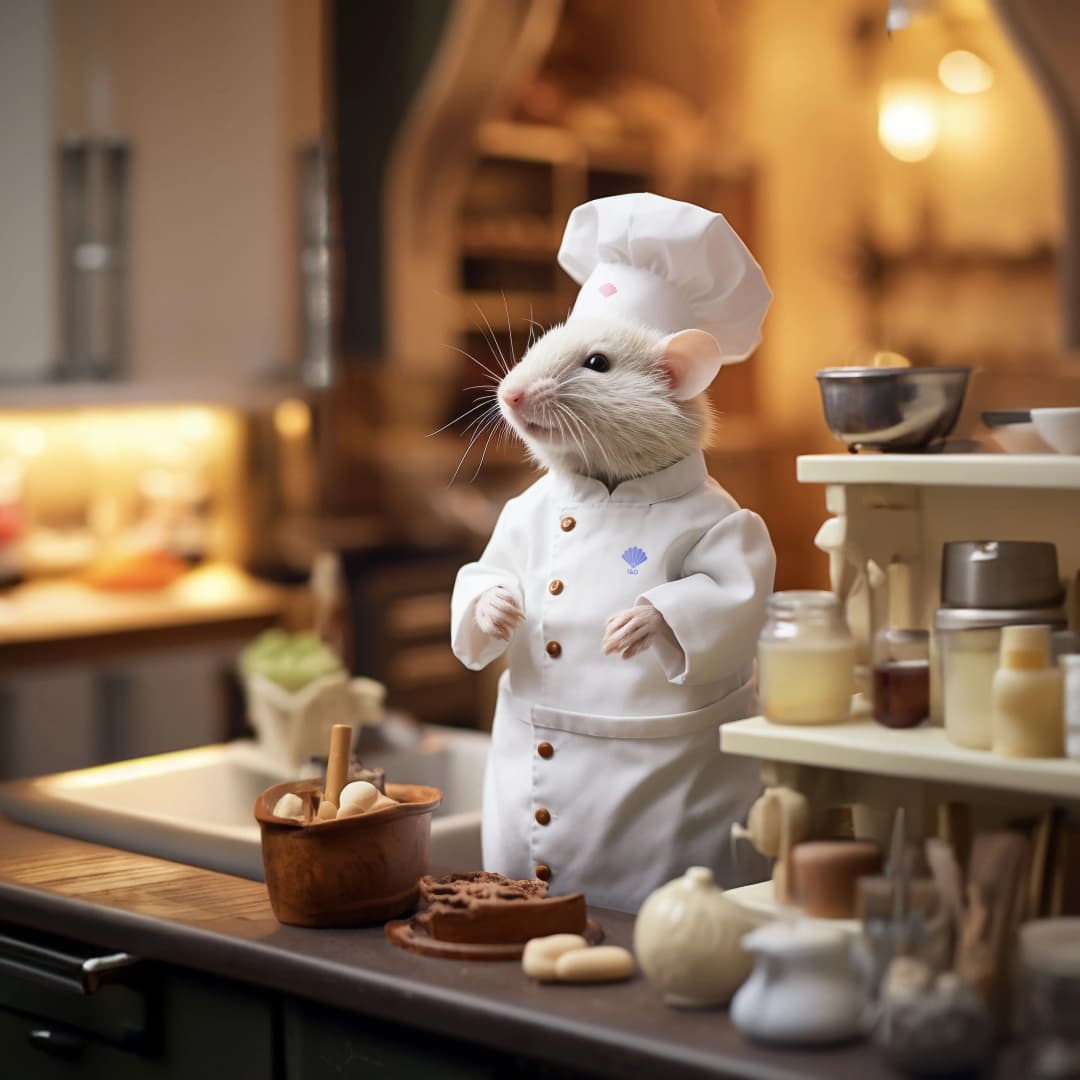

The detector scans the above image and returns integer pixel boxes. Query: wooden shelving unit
[718,454,1080,922]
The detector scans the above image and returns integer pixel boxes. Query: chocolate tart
[385,872,603,960]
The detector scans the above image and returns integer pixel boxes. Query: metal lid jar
[758,591,854,726]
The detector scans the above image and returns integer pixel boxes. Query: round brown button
[548,579,564,595]
[535,807,551,826]
[537,741,554,759]
[545,640,562,658]
[559,516,576,532]
[535,864,552,882]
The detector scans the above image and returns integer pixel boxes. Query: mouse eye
[583,353,610,373]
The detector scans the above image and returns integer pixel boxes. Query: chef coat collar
[549,450,707,504]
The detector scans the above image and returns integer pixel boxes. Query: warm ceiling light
[878,83,939,162]
[938,50,994,94]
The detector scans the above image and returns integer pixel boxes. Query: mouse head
[497,316,722,486]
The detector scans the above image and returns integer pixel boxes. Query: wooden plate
[385,916,604,961]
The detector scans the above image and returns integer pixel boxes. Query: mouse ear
[657,330,724,401]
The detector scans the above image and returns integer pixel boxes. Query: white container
[244,671,385,770]
[730,920,864,1045]
[992,625,1063,759]
[1063,655,1080,760]
[633,866,758,1008]
[758,591,854,725]
[936,607,1065,750]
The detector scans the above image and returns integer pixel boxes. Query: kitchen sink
[0,724,490,880]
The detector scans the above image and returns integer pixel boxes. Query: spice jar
[758,591,854,725]
[873,628,930,729]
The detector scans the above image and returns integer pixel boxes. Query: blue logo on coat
[622,546,647,575]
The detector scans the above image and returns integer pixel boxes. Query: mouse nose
[501,387,525,409]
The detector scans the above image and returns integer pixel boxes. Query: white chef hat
[557,193,771,366]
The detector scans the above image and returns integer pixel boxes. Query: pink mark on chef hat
[598,282,618,298]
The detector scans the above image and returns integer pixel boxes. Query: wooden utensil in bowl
[255,779,442,927]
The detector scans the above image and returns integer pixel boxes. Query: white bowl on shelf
[1031,408,1080,454]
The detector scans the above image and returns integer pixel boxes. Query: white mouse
[450,193,775,912]
[495,315,722,490]
[477,314,726,659]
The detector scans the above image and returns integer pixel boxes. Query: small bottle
[873,628,930,729]
[991,625,1064,758]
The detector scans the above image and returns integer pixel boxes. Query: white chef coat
[451,451,775,912]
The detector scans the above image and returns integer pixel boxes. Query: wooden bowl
[255,779,442,927]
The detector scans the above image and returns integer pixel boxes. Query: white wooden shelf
[796,453,1080,490]
[721,716,1080,802]
[724,880,860,936]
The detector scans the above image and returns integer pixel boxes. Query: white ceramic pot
[730,920,864,1045]
[633,866,758,1008]
[244,672,385,770]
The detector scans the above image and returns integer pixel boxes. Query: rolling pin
[322,723,353,815]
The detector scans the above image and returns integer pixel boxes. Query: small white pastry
[271,792,305,820]
[522,934,589,981]
[338,781,379,815]
[338,789,399,818]
[554,946,635,983]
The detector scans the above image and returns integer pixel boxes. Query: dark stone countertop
[0,818,900,1080]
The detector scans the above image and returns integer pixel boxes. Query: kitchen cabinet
[0,644,243,781]
[0,925,276,1079]
[1,0,324,401]
[0,922,589,1080]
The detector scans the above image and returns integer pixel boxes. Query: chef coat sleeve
[450,499,527,671]
[637,508,775,686]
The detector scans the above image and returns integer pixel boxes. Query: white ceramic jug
[730,920,863,1045]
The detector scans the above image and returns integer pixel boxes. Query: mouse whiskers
[426,388,497,438]
[552,403,588,463]
[473,301,510,376]
[446,343,503,385]
[553,394,617,479]
[502,293,519,369]
[449,404,504,486]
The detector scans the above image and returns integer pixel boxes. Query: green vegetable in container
[241,629,343,692]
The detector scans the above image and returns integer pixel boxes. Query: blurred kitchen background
[0,0,1077,780]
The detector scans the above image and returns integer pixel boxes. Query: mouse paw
[602,604,668,659]
[475,586,524,641]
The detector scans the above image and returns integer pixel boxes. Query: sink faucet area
[0,725,489,880]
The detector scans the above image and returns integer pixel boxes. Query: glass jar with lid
[758,591,855,725]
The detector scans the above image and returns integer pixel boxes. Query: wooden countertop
[0,564,283,669]
[0,819,896,1080]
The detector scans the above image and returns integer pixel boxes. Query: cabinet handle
[0,928,138,995]
[28,1024,86,1061]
